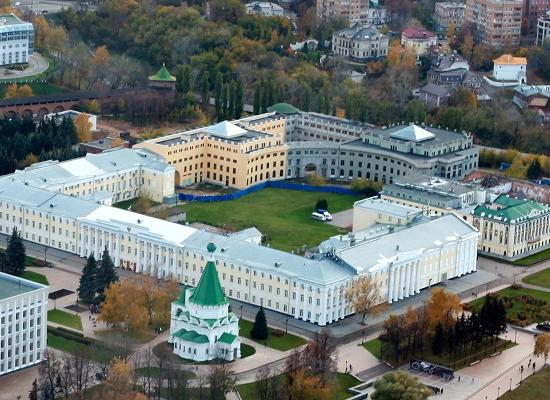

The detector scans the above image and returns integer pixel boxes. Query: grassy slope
[182,188,361,251]
[500,366,550,400]
[523,268,550,289]
[239,319,307,351]
[47,309,83,331]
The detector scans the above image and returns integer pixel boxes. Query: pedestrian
[528,359,531,368]
[458,376,461,382]
[471,377,474,383]
[441,388,444,395]
[533,362,536,371]
[349,364,353,373]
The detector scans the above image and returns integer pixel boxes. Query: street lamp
[362,329,365,345]
[285,318,289,334]
[240,304,243,319]
[514,331,517,344]
[509,377,512,392]
[486,283,490,296]
[497,386,500,398]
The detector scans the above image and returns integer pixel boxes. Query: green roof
[148,64,176,82]
[189,243,227,307]
[471,194,549,223]
[267,103,301,115]
[217,332,238,344]
[173,328,210,344]
[177,285,187,305]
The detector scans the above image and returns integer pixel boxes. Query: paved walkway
[0,53,49,81]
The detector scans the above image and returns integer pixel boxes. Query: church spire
[189,243,227,307]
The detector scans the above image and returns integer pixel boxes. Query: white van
[311,211,327,221]
[317,209,332,221]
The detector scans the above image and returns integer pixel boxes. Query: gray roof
[0,181,101,218]
[354,197,421,218]
[229,227,263,242]
[334,23,387,41]
[420,83,451,97]
[0,272,46,300]
[335,214,478,274]
[390,125,436,142]
[183,230,356,285]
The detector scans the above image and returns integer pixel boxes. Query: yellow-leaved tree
[98,281,147,332]
[74,112,93,143]
[534,332,550,366]
[345,276,382,325]
[425,288,462,329]
[93,358,147,400]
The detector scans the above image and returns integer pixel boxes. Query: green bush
[47,326,94,346]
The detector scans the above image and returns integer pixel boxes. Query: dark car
[537,321,550,332]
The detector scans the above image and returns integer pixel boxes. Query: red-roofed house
[401,27,438,57]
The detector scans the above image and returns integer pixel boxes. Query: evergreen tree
[228,80,236,121]
[201,71,210,106]
[96,247,118,299]
[302,85,312,111]
[432,322,445,356]
[219,83,229,121]
[527,158,543,180]
[79,253,97,304]
[29,379,39,400]
[315,199,328,211]
[251,306,268,340]
[253,84,261,115]
[235,79,243,119]
[214,71,223,117]
[6,228,25,276]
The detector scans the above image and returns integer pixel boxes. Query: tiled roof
[493,54,527,65]
[402,27,436,39]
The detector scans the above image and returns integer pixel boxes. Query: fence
[178,180,358,202]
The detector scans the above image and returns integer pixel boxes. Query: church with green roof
[169,242,241,362]
[148,64,177,91]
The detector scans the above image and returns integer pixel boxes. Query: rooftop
[267,103,301,114]
[402,27,437,39]
[354,196,421,218]
[0,13,33,31]
[149,64,176,82]
[493,54,527,65]
[334,23,387,41]
[173,328,209,344]
[471,194,549,223]
[0,272,46,300]
[189,243,228,307]
[420,83,451,97]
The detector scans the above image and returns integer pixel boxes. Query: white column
[94,228,99,256]
[318,288,328,326]
[339,284,346,319]
[405,263,412,298]
[115,232,121,268]
[136,239,142,273]
[393,267,399,302]
[87,227,92,256]
[143,242,149,274]
[415,261,421,294]
[387,266,394,304]
[396,266,402,299]
[152,244,158,277]
[79,225,85,257]
[102,230,106,254]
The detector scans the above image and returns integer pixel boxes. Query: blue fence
[178,181,357,202]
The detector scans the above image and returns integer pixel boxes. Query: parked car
[316,209,332,221]
[536,321,550,332]
[311,211,327,221]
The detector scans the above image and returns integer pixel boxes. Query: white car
[317,209,332,221]
[311,212,327,221]
[15,2,20,6]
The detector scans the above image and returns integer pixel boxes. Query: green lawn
[241,343,256,358]
[237,372,360,400]
[512,248,550,266]
[25,255,52,268]
[47,332,87,354]
[239,319,307,351]
[181,188,361,251]
[48,309,83,331]
[94,328,155,345]
[21,270,49,285]
[467,287,550,326]
[523,268,550,289]
[363,337,382,359]
[500,366,550,400]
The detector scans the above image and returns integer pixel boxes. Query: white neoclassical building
[169,243,241,362]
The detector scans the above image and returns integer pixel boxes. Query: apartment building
[469,194,550,259]
[135,118,287,189]
[465,0,523,47]
[245,1,284,16]
[316,0,387,24]
[0,148,175,204]
[434,2,466,32]
[536,10,550,45]
[0,14,34,66]
[332,23,389,62]
[525,0,550,19]
[0,272,48,376]
[401,28,438,57]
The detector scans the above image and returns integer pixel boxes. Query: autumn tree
[74,112,93,143]
[425,288,462,329]
[460,33,474,62]
[345,276,381,324]
[372,371,431,400]
[534,332,550,366]
[4,83,33,99]
[46,26,68,59]
[304,328,337,385]
[208,364,236,400]
[135,275,179,326]
[99,281,147,332]
[94,358,147,400]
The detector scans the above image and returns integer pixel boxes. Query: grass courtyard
[467,287,550,326]
[181,188,361,251]
[238,319,307,351]
[47,309,83,331]
[523,268,550,289]
[512,248,550,266]
[21,270,49,285]
[500,366,550,400]
[237,372,360,400]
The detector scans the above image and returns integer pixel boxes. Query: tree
[371,371,432,400]
[251,306,268,340]
[460,33,474,62]
[208,364,236,400]
[98,281,147,332]
[432,322,445,356]
[307,173,326,186]
[74,113,92,143]
[315,199,328,211]
[6,228,25,276]
[200,71,210,107]
[383,314,405,362]
[29,379,39,400]
[447,21,456,42]
[4,83,18,99]
[235,78,243,119]
[304,328,337,384]
[534,333,550,365]
[425,288,462,330]
[527,158,543,180]
[96,247,119,298]
[135,275,179,326]
[18,84,33,98]
[345,276,381,324]
[79,253,97,304]
[253,84,261,115]
[95,358,147,400]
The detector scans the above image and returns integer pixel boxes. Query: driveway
[327,209,353,229]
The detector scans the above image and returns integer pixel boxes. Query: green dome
[207,242,216,253]
[148,64,176,82]
[267,103,301,115]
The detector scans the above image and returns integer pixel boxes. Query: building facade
[536,10,550,45]
[469,194,550,259]
[465,0,523,48]
[169,243,241,362]
[493,54,527,83]
[428,52,470,88]
[525,0,550,19]
[401,28,438,57]
[513,84,550,122]
[434,2,466,32]
[135,119,287,189]
[245,1,284,16]
[0,272,48,376]
[0,14,34,66]
[316,0,387,24]
[332,24,389,62]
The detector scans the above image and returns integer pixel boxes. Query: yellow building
[135,116,287,189]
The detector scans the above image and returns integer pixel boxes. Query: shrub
[271,329,285,337]
[510,283,522,290]
[47,326,95,346]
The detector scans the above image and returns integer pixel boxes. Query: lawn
[48,309,83,331]
[181,188,361,251]
[21,270,49,285]
[240,343,256,358]
[512,248,550,266]
[363,337,382,359]
[523,268,550,289]
[467,287,550,326]
[500,366,550,400]
[239,319,308,351]
[94,328,155,345]
[25,255,52,268]
[47,332,87,354]
[237,372,360,400]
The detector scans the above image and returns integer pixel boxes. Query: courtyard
[181,188,362,252]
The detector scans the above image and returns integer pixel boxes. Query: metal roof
[0,272,46,301]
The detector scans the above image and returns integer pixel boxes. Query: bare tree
[344,276,382,325]
[38,349,61,400]
[305,328,337,385]
[208,364,236,400]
